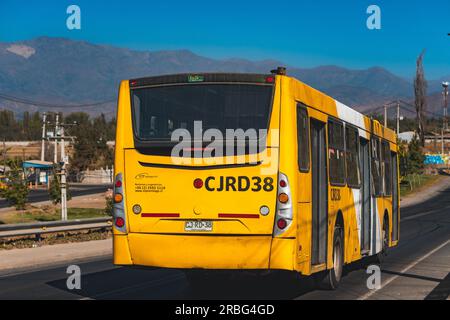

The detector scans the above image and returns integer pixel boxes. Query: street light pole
[384,104,388,128]
[442,82,449,156]
[396,100,400,135]
[443,82,449,132]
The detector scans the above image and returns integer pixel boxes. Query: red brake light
[279,180,287,188]
[115,180,122,188]
[193,178,203,189]
[277,218,287,229]
[265,76,275,83]
[115,217,125,228]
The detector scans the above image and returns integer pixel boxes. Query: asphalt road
[0,184,449,300]
[0,183,111,208]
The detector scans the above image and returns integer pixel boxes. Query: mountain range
[0,36,448,118]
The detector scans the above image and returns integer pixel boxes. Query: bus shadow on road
[45,267,319,299]
[181,271,318,299]
[46,262,368,299]
[46,266,189,299]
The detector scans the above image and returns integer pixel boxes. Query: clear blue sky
[1,0,449,79]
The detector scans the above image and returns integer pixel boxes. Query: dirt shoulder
[400,175,450,208]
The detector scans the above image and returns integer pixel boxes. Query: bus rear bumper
[113,233,294,270]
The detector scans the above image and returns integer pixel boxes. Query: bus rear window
[131,84,273,142]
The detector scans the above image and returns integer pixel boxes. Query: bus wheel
[316,225,344,290]
[376,216,389,264]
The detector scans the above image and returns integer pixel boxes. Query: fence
[79,166,114,184]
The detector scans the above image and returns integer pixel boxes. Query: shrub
[1,165,29,210]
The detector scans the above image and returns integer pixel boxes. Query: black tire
[316,225,344,290]
[375,216,389,264]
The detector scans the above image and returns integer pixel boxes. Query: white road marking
[401,208,447,221]
[358,239,450,300]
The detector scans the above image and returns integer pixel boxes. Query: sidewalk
[0,239,112,274]
[400,175,450,208]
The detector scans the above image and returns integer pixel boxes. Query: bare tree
[414,50,427,146]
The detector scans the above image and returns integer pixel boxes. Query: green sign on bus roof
[187,75,204,83]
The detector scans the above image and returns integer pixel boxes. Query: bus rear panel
[113,74,296,271]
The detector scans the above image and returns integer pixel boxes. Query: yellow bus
[113,68,399,289]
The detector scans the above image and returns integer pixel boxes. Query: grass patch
[1,206,108,224]
[400,174,441,198]
[0,229,112,250]
[55,207,107,220]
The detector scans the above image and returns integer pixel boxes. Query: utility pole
[443,82,449,132]
[60,125,67,221]
[41,112,47,161]
[2,139,5,174]
[384,104,388,128]
[396,101,400,135]
[442,82,449,156]
[54,114,59,164]
[47,117,76,221]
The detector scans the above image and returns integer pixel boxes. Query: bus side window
[382,141,392,196]
[328,119,345,185]
[297,104,310,172]
[371,137,382,196]
[345,126,360,188]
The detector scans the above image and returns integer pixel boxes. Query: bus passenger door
[391,152,399,242]
[310,120,328,265]
[359,138,371,254]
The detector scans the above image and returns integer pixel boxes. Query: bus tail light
[115,217,125,228]
[273,172,293,236]
[114,193,123,203]
[113,173,127,233]
[265,76,275,83]
[278,193,289,203]
[277,218,287,229]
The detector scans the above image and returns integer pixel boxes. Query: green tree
[398,139,408,178]
[65,113,114,179]
[405,134,425,175]
[1,163,29,210]
[414,50,427,146]
[48,166,72,204]
[0,110,21,140]
[105,189,113,216]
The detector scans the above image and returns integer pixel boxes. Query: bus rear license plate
[184,220,213,232]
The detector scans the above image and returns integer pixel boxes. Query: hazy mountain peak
[6,44,35,59]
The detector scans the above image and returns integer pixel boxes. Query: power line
[0,93,115,108]
[369,100,444,119]
[398,100,443,118]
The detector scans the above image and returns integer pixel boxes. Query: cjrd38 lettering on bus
[197,176,274,192]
